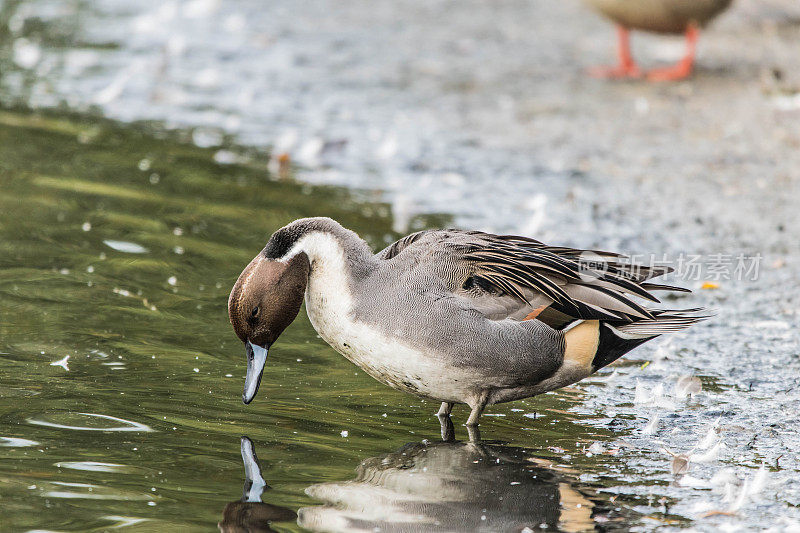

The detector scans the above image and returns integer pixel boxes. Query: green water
[0,109,649,531]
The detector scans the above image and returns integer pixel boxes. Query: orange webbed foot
[588,63,643,79]
[646,61,693,81]
[647,24,699,82]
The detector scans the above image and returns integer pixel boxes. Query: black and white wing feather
[378,229,704,330]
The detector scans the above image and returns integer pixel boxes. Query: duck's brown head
[228,251,310,404]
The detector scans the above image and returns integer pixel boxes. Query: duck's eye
[251,306,259,318]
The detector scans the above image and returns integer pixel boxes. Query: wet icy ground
[2,0,800,530]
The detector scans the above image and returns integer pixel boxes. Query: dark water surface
[0,110,645,531]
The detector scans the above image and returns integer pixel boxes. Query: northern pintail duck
[584,0,733,80]
[228,217,707,426]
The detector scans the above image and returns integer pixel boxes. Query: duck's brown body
[585,0,732,34]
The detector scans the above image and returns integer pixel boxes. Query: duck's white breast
[288,232,476,403]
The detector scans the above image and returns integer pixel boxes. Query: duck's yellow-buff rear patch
[563,320,600,369]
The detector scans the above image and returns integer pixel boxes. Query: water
[0,109,645,531]
[2,1,800,530]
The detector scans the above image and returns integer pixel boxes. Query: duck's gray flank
[229,217,709,427]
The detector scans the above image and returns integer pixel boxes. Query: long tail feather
[613,309,713,337]
[592,309,711,369]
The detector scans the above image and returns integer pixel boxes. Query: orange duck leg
[647,24,699,81]
[589,26,642,79]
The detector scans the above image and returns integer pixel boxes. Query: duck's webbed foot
[646,24,698,81]
[589,26,642,79]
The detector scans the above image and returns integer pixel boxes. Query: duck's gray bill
[243,341,268,404]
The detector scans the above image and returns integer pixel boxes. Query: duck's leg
[589,26,642,79]
[436,402,454,416]
[465,391,489,427]
[466,424,482,443]
[647,24,699,81]
[438,413,455,442]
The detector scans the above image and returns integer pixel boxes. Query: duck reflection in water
[224,422,605,532]
[218,437,297,532]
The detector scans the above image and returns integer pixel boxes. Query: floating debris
[690,441,723,463]
[192,127,224,148]
[103,240,148,254]
[634,380,677,409]
[675,376,702,399]
[213,149,246,165]
[671,454,690,476]
[50,355,70,371]
[375,132,398,160]
[699,509,738,518]
[55,461,128,473]
[296,138,324,166]
[634,380,650,404]
[113,288,157,311]
[12,38,41,69]
[698,424,720,450]
[652,338,674,363]
[772,93,800,111]
[587,442,604,456]
[268,152,292,179]
[643,414,659,436]
[677,474,712,489]
[718,467,769,515]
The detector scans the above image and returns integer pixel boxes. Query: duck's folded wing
[376,230,433,260]
[378,229,689,328]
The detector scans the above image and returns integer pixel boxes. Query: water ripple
[54,461,129,473]
[0,436,39,447]
[43,482,154,501]
[27,413,154,432]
